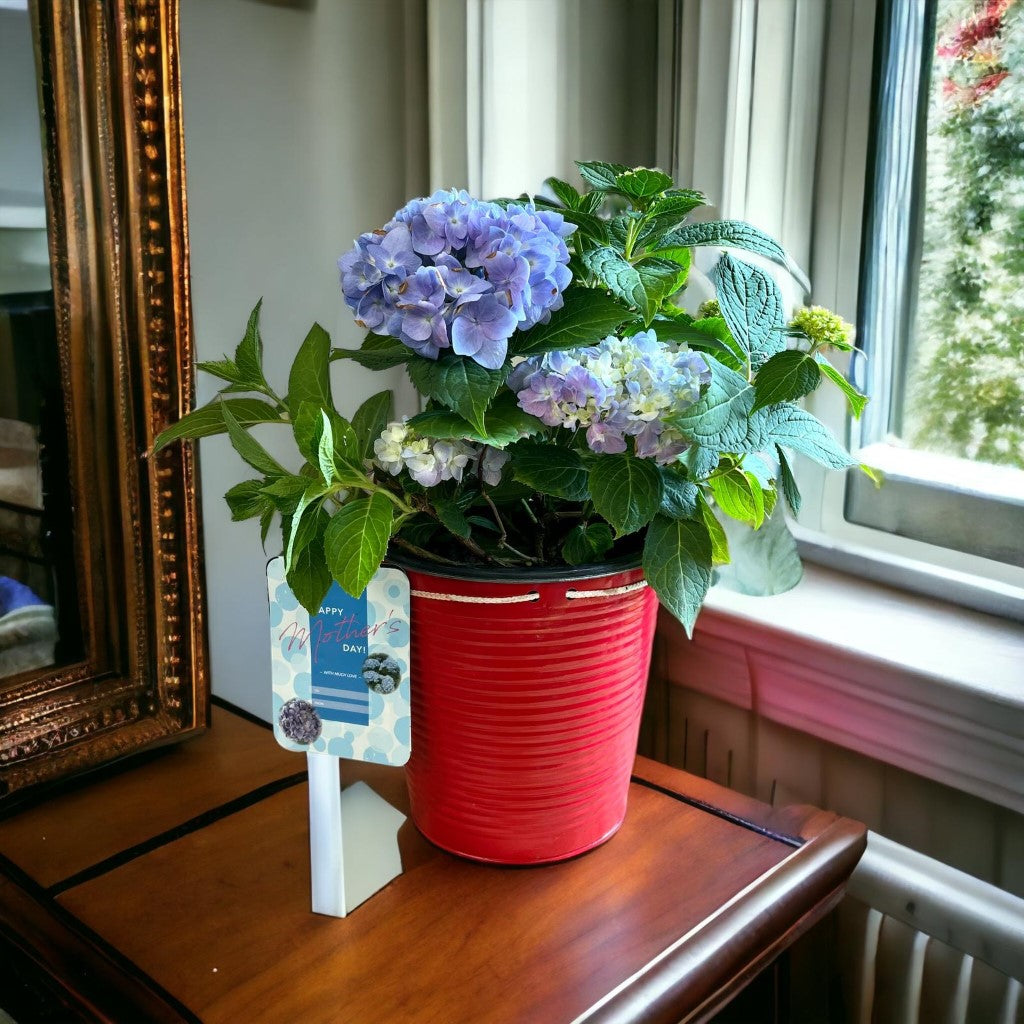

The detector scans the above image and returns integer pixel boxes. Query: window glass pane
[902,0,1024,471]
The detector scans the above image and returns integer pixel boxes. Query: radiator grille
[839,833,1024,1024]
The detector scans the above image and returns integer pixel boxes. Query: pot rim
[384,548,644,585]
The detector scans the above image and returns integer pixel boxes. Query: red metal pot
[395,555,659,864]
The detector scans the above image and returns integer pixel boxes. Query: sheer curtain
[665,0,830,282]
[425,0,658,197]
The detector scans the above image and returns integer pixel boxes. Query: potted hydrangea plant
[156,162,867,863]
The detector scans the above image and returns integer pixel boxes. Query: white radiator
[834,833,1023,1023]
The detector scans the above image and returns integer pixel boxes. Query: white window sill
[664,564,1024,815]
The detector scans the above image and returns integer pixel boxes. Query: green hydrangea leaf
[317,411,337,486]
[511,287,628,355]
[575,160,630,190]
[260,475,309,515]
[814,354,869,419]
[647,317,745,371]
[712,253,785,366]
[659,470,699,520]
[511,443,589,501]
[406,353,509,436]
[408,392,541,447]
[234,300,267,388]
[663,219,810,292]
[588,454,663,537]
[294,402,358,477]
[642,515,713,638]
[221,401,288,478]
[635,258,688,323]
[152,397,284,451]
[636,192,706,249]
[224,479,272,522]
[323,492,394,598]
[292,401,322,465]
[680,444,721,482]
[531,197,607,245]
[196,357,242,386]
[286,509,332,615]
[752,350,821,412]
[614,167,674,200]
[776,445,802,514]
[709,467,766,529]
[351,390,394,461]
[285,488,326,571]
[582,247,647,314]
[431,496,471,540]
[673,356,756,451]
[696,491,731,565]
[713,504,803,597]
[287,323,333,417]
[562,522,614,565]
[545,176,582,209]
[763,405,858,469]
[331,334,415,370]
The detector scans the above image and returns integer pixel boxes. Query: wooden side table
[0,703,865,1023]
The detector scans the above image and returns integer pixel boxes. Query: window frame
[795,0,1024,620]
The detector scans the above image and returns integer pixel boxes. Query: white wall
[180,0,425,719]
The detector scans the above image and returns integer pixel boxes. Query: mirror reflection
[0,3,81,679]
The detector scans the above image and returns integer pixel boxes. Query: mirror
[1,2,80,681]
[0,0,208,804]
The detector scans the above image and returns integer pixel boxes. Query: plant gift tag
[267,557,411,766]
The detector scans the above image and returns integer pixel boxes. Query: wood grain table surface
[0,702,866,1024]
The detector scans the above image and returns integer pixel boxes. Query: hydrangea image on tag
[267,557,411,766]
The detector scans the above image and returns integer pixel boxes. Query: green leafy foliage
[814,355,868,419]
[221,402,288,478]
[665,220,810,292]
[713,253,785,367]
[588,455,663,536]
[658,471,699,520]
[575,160,630,190]
[224,480,272,522]
[650,316,746,371]
[753,350,821,411]
[673,356,756,451]
[642,516,713,638]
[776,446,802,515]
[431,496,472,540]
[562,522,614,565]
[406,352,509,435]
[331,334,415,370]
[154,162,870,633]
[636,192,706,249]
[713,505,802,597]
[696,492,731,565]
[511,287,628,355]
[287,323,333,416]
[152,398,284,451]
[351,390,394,460]
[764,406,858,470]
[323,492,394,597]
[511,444,589,501]
[708,468,767,529]
[408,392,542,447]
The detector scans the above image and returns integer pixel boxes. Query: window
[799,0,1024,617]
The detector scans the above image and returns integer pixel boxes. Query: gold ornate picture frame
[0,0,207,803]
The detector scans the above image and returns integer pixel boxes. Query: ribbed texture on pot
[403,563,658,864]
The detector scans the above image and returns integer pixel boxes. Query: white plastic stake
[307,749,346,917]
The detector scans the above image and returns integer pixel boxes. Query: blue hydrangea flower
[512,329,711,463]
[373,421,510,488]
[338,190,574,369]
